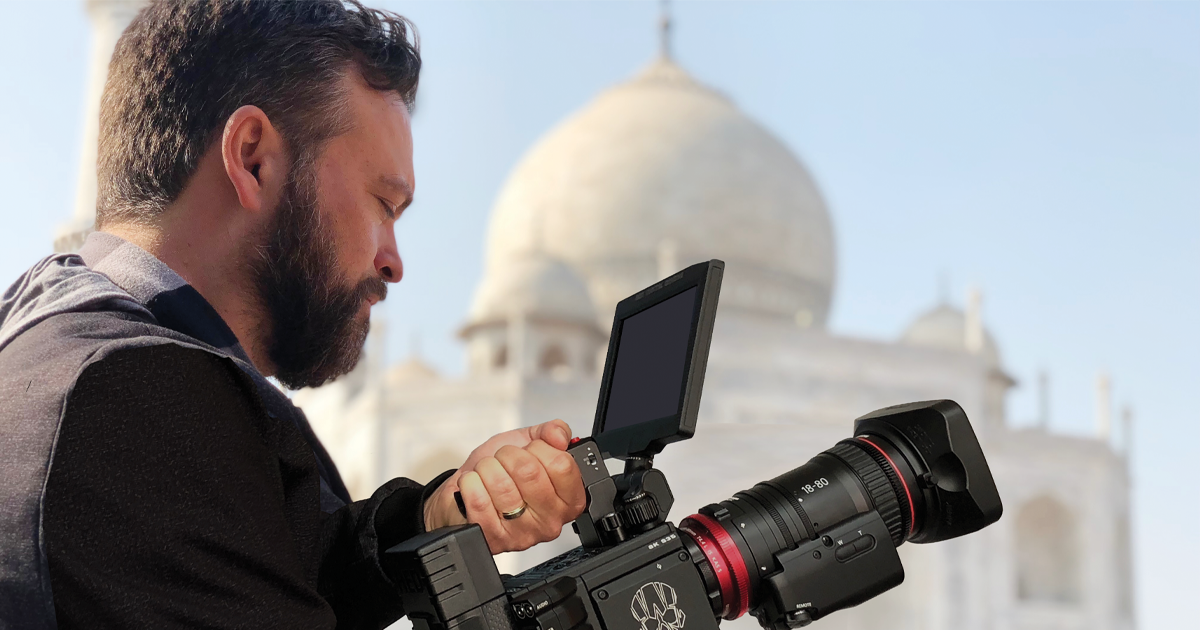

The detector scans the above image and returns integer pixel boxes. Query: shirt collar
[78,231,254,366]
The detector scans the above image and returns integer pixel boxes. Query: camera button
[834,535,876,562]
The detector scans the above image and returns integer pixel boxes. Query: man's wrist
[417,469,458,533]
[372,469,456,554]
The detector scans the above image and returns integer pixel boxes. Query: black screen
[602,287,699,432]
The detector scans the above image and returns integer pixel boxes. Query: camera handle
[568,438,675,549]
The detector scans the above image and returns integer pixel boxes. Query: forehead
[328,71,414,186]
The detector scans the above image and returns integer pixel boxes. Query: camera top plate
[591,259,723,459]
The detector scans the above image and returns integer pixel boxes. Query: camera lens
[678,434,917,621]
[677,401,1002,622]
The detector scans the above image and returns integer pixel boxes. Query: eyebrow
[378,173,415,211]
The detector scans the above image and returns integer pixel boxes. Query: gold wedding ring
[501,502,528,520]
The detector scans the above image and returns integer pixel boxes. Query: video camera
[384,260,1003,630]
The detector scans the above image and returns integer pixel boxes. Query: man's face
[253,72,414,389]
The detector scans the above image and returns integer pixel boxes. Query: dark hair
[96,0,420,228]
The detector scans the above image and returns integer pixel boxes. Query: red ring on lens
[856,436,916,537]
[680,513,751,620]
[678,519,735,617]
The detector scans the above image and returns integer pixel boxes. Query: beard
[251,158,388,390]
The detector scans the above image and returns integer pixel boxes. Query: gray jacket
[0,232,351,628]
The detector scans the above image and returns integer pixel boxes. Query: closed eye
[376,196,397,220]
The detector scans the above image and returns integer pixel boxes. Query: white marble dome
[385,357,440,386]
[478,57,837,327]
[465,254,598,329]
[902,304,1002,367]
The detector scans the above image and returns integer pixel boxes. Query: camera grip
[451,439,604,520]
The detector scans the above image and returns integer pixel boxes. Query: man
[0,1,586,628]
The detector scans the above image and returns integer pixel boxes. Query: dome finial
[658,0,672,59]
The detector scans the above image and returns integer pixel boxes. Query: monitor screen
[601,286,699,433]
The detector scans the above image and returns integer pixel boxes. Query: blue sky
[1,1,1196,627]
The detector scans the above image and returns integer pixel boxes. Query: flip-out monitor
[592,259,724,458]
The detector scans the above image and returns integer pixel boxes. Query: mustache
[353,274,388,306]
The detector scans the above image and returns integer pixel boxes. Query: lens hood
[853,400,1003,543]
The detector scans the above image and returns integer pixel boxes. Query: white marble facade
[295,55,1135,630]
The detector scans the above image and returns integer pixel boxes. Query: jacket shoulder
[0,312,234,624]
[0,311,215,381]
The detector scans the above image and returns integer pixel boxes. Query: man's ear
[221,105,287,214]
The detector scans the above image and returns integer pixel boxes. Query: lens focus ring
[828,441,905,545]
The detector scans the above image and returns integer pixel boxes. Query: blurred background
[1,1,1196,630]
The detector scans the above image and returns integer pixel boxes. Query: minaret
[1095,371,1112,441]
[1037,370,1050,429]
[1121,405,1134,457]
[55,0,148,253]
[964,286,985,354]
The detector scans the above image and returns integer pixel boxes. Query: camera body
[384,261,1003,630]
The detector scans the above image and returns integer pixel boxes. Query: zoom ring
[828,442,905,545]
[851,438,913,538]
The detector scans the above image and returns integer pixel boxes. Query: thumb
[531,419,572,450]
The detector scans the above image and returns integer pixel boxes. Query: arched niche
[493,344,508,370]
[539,343,569,375]
[1015,495,1081,604]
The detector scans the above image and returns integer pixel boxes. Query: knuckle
[478,459,519,492]
[548,452,575,477]
[496,445,523,459]
[467,490,492,511]
[493,475,519,497]
[512,458,542,484]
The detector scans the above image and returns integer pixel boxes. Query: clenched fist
[423,419,588,553]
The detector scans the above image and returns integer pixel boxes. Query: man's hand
[423,419,587,553]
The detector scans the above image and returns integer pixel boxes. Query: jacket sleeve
[44,343,452,630]
[318,469,456,630]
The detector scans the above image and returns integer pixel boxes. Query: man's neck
[101,222,277,378]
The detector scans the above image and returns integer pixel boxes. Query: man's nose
[375,232,403,283]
